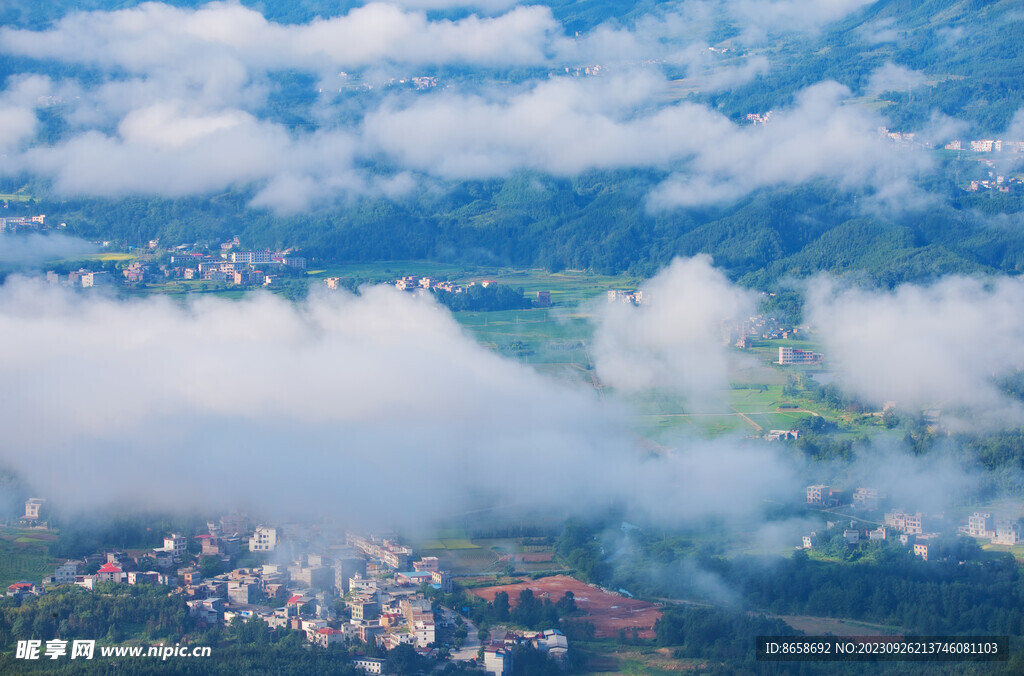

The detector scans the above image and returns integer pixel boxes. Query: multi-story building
[96,562,124,584]
[778,347,824,365]
[852,487,881,510]
[483,644,512,675]
[885,512,925,534]
[806,485,831,505]
[350,597,380,622]
[230,251,273,264]
[334,556,366,594]
[227,581,259,605]
[250,526,278,552]
[54,562,80,584]
[401,597,436,648]
[23,498,45,521]
[967,512,996,538]
[162,533,187,557]
[82,271,114,288]
[351,657,385,674]
[993,521,1023,545]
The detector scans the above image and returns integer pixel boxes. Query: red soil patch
[514,553,553,562]
[469,574,662,638]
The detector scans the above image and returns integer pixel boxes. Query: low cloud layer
[864,62,927,97]
[648,81,931,209]
[0,2,563,71]
[0,1,929,211]
[0,233,95,264]
[591,255,755,405]
[0,277,800,527]
[807,275,1024,425]
[0,256,1017,540]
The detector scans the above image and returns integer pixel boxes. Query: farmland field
[470,575,663,638]
[0,529,60,589]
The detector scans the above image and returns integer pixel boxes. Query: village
[8,500,568,675]
[803,485,1023,562]
[44,237,308,290]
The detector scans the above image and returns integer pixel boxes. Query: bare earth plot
[469,574,663,639]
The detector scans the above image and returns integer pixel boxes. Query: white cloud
[591,256,756,404]
[0,277,802,526]
[859,18,898,45]
[727,0,874,41]
[378,0,521,12]
[650,81,931,208]
[864,62,927,97]
[807,275,1024,426]
[0,106,36,151]
[0,3,933,211]
[0,2,564,72]
[0,233,95,264]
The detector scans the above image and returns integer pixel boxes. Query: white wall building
[250,525,278,552]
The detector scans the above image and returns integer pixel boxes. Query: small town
[44,237,308,290]
[10,499,572,675]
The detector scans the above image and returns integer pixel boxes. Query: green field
[0,529,59,589]
[0,192,32,202]
[82,252,136,262]
[309,264,640,308]
[417,538,480,550]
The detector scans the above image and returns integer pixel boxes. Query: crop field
[0,529,60,589]
[83,253,135,262]
[623,384,818,439]
[308,264,639,308]
[418,538,480,550]
[470,575,663,639]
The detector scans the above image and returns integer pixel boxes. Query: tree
[492,591,510,622]
[555,591,576,614]
[386,643,423,675]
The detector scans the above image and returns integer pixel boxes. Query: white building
[82,271,114,287]
[483,645,512,675]
[351,657,385,674]
[250,525,278,552]
[23,498,45,520]
[230,250,273,264]
[159,533,187,557]
[54,562,80,584]
[993,521,1023,545]
[778,347,823,365]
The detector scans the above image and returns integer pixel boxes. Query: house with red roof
[7,581,38,597]
[286,594,317,616]
[96,562,124,584]
[310,626,345,648]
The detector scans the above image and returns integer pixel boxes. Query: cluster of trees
[488,589,578,630]
[730,549,1024,635]
[431,283,531,312]
[0,584,193,645]
[555,520,612,585]
[48,514,205,559]
[655,606,795,662]
[426,582,579,633]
